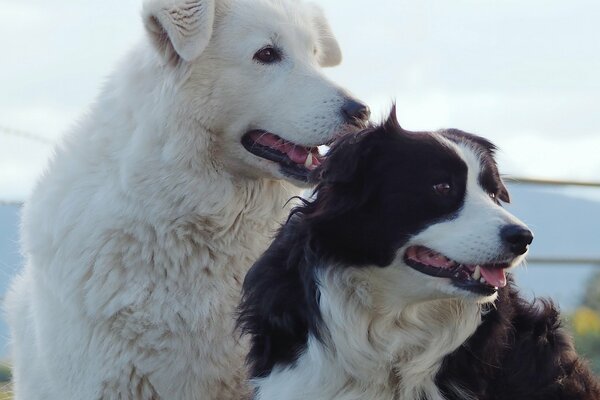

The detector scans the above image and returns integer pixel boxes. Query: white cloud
[0,3,45,27]
[496,134,600,181]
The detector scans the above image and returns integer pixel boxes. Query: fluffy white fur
[5,0,357,398]
[255,270,482,400]
[253,139,529,400]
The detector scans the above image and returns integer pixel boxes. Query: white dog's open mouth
[404,246,511,296]
[242,130,325,181]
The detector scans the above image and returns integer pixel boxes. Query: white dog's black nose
[342,99,370,125]
[501,225,534,255]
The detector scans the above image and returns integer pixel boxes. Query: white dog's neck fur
[56,36,295,218]
[255,268,482,400]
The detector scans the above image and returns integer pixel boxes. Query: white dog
[5,0,369,398]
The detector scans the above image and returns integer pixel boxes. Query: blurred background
[0,0,599,392]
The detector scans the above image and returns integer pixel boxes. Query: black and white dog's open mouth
[242,130,324,181]
[404,246,510,296]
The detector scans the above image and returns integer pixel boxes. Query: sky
[1,0,600,202]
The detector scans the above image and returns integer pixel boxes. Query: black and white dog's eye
[254,46,282,64]
[433,183,452,196]
[489,192,496,199]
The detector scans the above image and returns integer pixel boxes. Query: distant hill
[0,206,20,293]
[0,184,598,357]
[506,185,600,308]
[0,205,21,357]
[507,185,600,258]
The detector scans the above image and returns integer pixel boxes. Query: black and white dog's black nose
[342,99,370,125]
[501,225,534,255]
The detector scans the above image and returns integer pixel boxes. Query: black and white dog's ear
[237,223,320,378]
[498,181,510,203]
[315,132,369,185]
[315,106,399,185]
[143,0,215,65]
[382,105,402,134]
[308,4,342,67]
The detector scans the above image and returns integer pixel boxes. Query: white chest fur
[254,268,482,400]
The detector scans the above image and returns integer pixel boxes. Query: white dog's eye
[254,46,282,64]
[433,183,451,196]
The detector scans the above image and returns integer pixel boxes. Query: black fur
[302,110,471,267]
[437,283,600,399]
[236,216,322,378]
[441,129,510,203]
[238,110,600,398]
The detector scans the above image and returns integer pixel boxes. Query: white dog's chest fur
[96,206,283,399]
[11,168,290,399]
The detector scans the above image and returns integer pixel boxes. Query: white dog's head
[142,0,369,185]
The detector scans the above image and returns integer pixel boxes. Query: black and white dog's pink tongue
[479,267,507,288]
[417,251,453,268]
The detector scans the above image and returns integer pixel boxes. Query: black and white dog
[238,110,600,400]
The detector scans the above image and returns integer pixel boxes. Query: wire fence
[0,201,21,207]
[503,176,600,266]
[527,257,600,265]
[0,125,53,145]
[505,176,600,189]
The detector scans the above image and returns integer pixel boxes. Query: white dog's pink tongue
[249,131,320,168]
[287,146,321,168]
[251,132,280,148]
[287,146,309,164]
[479,267,507,288]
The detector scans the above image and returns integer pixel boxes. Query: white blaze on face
[410,136,528,268]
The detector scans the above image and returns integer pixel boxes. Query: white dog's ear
[143,0,215,64]
[309,4,342,67]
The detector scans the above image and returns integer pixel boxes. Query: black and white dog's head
[300,109,531,300]
[238,109,534,387]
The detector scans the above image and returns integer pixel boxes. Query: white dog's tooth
[472,265,481,280]
[304,152,313,168]
[480,277,486,284]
